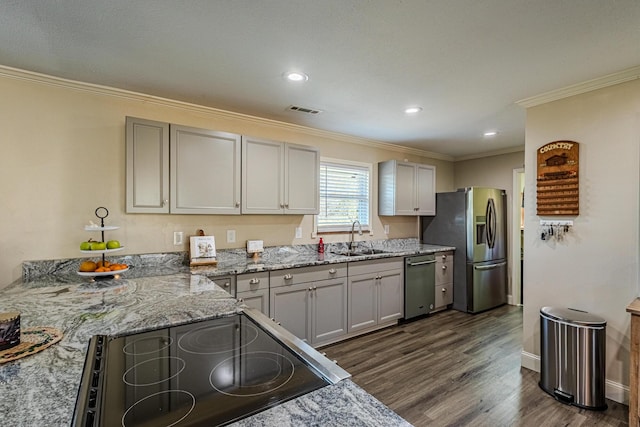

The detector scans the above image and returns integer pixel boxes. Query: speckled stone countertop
[1,239,451,426]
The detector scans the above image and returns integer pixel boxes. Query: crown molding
[454,145,525,162]
[0,64,454,161]
[516,65,640,108]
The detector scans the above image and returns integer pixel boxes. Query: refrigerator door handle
[474,261,507,271]
[486,198,496,249]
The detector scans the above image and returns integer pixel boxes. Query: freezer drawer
[467,260,506,313]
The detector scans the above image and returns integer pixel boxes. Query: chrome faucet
[349,220,363,252]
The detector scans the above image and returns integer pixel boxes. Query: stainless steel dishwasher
[404,254,436,319]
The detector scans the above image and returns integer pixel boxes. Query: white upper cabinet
[170,125,241,214]
[378,159,436,216]
[126,117,170,213]
[242,136,319,215]
[126,117,241,214]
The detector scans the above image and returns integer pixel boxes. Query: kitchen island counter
[0,271,411,426]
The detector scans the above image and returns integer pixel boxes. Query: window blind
[318,161,370,231]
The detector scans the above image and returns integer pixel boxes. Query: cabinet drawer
[347,257,403,277]
[237,271,269,293]
[437,251,454,263]
[435,252,453,285]
[270,263,347,288]
[435,282,453,309]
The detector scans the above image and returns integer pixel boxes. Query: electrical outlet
[173,231,183,245]
[384,224,390,234]
[226,229,236,243]
[295,227,302,239]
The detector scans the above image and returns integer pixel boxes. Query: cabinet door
[285,144,319,214]
[238,290,269,316]
[311,278,347,345]
[270,284,310,343]
[170,125,241,214]
[378,269,404,324]
[348,273,377,333]
[394,162,417,215]
[416,164,436,215]
[126,117,170,213]
[242,137,284,214]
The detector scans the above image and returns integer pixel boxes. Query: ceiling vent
[287,105,323,115]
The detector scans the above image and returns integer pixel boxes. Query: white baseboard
[520,350,628,405]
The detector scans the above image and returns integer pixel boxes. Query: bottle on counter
[318,237,324,254]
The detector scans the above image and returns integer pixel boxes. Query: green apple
[80,241,91,250]
[91,241,107,251]
[106,240,120,250]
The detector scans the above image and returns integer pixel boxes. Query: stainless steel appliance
[404,254,436,319]
[420,187,507,313]
[73,308,350,426]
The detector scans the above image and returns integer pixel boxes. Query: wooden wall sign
[536,140,579,216]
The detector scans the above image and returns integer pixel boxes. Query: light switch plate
[227,229,236,243]
[384,224,390,234]
[173,231,183,245]
[295,227,302,239]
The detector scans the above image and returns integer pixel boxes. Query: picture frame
[189,235,217,266]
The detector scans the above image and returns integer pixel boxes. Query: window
[317,159,371,232]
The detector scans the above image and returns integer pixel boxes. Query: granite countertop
[1,239,450,426]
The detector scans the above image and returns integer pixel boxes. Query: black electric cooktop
[73,312,340,426]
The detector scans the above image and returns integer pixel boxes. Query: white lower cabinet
[237,272,269,316]
[433,251,454,312]
[269,264,347,347]
[348,258,404,334]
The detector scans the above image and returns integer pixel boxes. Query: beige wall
[0,69,454,288]
[522,79,640,400]
[454,151,525,300]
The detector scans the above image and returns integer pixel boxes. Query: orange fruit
[79,260,97,272]
[96,260,111,268]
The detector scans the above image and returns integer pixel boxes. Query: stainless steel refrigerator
[420,187,507,313]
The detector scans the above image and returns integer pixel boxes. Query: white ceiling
[1,1,639,159]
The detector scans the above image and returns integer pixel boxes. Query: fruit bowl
[77,267,129,277]
[79,246,125,255]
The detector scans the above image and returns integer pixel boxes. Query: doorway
[511,168,525,306]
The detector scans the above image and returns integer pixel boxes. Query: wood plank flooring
[321,305,628,426]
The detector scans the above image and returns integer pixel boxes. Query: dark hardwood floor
[321,305,628,426]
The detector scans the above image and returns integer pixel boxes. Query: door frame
[511,168,525,306]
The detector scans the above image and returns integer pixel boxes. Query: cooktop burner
[73,311,340,427]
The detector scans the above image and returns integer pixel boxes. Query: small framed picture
[190,235,216,259]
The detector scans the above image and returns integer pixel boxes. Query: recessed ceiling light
[404,106,422,114]
[284,71,309,82]
[483,131,498,137]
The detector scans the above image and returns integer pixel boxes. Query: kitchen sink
[331,249,390,257]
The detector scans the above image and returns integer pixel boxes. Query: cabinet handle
[442,288,446,292]
[280,203,285,208]
[249,278,260,285]
[285,203,289,208]
[442,265,447,270]
[163,199,169,206]
[235,202,240,208]
[329,268,336,274]
[223,282,230,288]
[441,254,447,259]
[313,286,317,290]
[284,274,293,280]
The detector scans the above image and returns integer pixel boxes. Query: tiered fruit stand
[77,207,128,277]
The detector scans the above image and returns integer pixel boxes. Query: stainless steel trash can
[539,306,607,410]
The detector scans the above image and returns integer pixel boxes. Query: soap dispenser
[318,237,324,254]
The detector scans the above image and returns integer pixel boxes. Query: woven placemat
[0,327,63,364]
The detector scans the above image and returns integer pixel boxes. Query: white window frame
[315,157,372,233]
